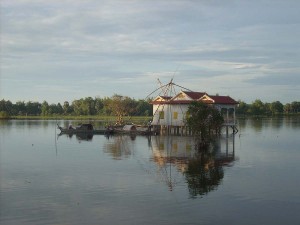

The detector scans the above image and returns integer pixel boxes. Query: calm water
[0,118,300,225]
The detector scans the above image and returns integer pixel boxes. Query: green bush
[0,111,10,119]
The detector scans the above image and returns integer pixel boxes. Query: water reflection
[57,133,94,142]
[237,117,300,133]
[2,119,300,224]
[150,135,235,198]
[57,130,236,198]
[103,135,137,160]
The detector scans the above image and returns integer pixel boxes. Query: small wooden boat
[113,124,158,135]
[57,123,158,136]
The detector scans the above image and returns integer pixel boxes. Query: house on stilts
[150,90,239,135]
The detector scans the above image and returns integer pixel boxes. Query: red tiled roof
[182,91,206,100]
[208,95,238,104]
[151,92,238,105]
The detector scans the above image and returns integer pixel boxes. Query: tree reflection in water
[59,132,235,197]
[184,142,224,198]
[150,135,235,198]
[104,134,136,160]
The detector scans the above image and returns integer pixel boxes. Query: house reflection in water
[57,133,93,142]
[104,135,136,160]
[150,135,235,197]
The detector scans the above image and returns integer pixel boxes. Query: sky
[1,0,300,104]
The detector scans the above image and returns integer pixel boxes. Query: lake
[0,118,300,225]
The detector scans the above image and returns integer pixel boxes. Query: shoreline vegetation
[1,114,299,120]
[1,112,299,122]
[1,96,300,120]
[3,115,153,123]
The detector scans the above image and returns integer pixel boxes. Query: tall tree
[186,101,224,145]
[15,101,26,115]
[270,101,284,114]
[26,101,41,115]
[135,99,152,116]
[249,99,265,115]
[107,94,137,125]
[236,100,249,115]
[290,101,300,113]
[0,100,14,115]
[94,97,104,115]
[41,101,49,116]
[63,101,71,115]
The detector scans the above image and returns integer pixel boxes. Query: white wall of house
[152,103,236,126]
[151,91,237,127]
[152,104,189,126]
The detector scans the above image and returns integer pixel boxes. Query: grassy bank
[1,114,299,121]
[7,115,152,124]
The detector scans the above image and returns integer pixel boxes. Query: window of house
[173,143,178,151]
[159,111,164,119]
[173,112,178,119]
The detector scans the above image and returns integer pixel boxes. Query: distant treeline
[0,95,152,118]
[236,100,300,116]
[0,96,300,119]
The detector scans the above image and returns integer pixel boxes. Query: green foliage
[15,101,26,115]
[25,101,41,115]
[184,150,224,197]
[0,111,10,119]
[0,95,152,119]
[2,96,299,118]
[0,99,14,115]
[237,99,299,116]
[186,101,224,141]
[249,99,265,115]
[106,94,138,125]
[288,101,300,113]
